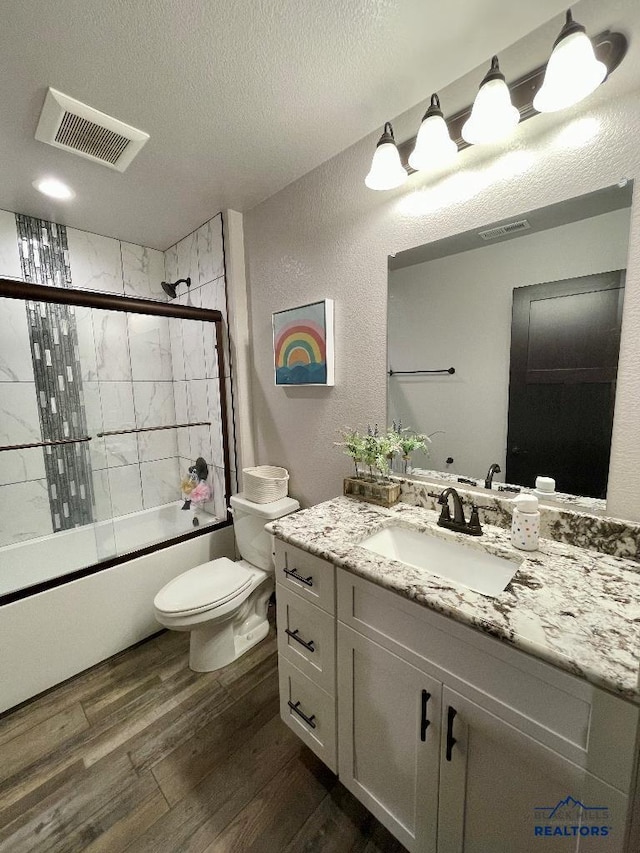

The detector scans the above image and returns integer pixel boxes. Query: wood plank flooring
[0,619,406,852]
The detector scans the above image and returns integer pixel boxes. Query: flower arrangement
[336,422,431,483]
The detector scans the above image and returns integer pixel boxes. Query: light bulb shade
[533,28,606,113]
[365,123,407,190]
[462,57,520,145]
[408,94,458,171]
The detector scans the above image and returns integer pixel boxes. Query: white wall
[388,208,631,478]
[243,0,640,520]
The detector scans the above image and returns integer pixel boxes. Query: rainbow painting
[272,299,334,386]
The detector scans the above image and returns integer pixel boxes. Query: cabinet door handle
[446,706,457,761]
[288,700,316,729]
[283,567,314,587]
[285,627,315,652]
[420,690,431,741]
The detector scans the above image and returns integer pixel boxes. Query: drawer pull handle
[285,627,315,652]
[283,567,314,587]
[446,706,457,761]
[420,690,431,741]
[288,700,316,729]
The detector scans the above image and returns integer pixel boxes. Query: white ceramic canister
[511,494,540,551]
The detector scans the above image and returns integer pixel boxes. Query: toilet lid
[154,558,253,615]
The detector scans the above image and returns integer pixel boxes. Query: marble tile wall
[62,228,175,519]
[0,210,174,546]
[81,308,181,518]
[164,212,236,520]
[0,207,236,547]
[0,215,49,547]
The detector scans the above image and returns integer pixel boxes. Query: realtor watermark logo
[533,795,611,839]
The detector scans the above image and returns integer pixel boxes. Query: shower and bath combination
[161,276,191,299]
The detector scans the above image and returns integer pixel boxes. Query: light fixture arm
[395,28,627,173]
[422,93,444,120]
[377,122,396,146]
[480,55,506,86]
[554,9,586,46]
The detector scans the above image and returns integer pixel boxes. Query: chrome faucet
[437,487,482,536]
[484,463,501,490]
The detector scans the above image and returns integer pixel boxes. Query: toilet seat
[154,558,253,616]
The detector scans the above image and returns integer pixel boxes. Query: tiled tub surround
[0,208,234,548]
[267,496,640,702]
[0,210,169,547]
[163,212,236,520]
[395,475,640,560]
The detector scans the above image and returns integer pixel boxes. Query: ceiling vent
[478,219,531,241]
[35,88,149,172]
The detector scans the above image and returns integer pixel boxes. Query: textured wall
[244,2,640,519]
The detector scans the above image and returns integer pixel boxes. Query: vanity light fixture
[533,9,607,113]
[365,122,408,191]
[461,56,520,145]
[408,94,457,172]
[365,13,627,190]
[32,177,75,200]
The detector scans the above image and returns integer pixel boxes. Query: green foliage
[335,423,428,480]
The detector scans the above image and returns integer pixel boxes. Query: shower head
[161,277,191,299]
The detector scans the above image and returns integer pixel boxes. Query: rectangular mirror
[387,181,633,510]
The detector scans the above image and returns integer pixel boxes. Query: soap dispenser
[511,494,540,551]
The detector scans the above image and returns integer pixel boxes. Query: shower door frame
[0,276,233,604]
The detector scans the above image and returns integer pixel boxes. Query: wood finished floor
[0,621,406,852]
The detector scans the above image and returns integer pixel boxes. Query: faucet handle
[438,502,451,523]
[467,504,483,535]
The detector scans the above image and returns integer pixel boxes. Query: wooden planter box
[343,477,401,508]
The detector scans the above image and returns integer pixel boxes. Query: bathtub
[0,502,221,598]
[0,505,235,713]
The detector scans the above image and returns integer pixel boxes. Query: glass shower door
[0,286,229,600]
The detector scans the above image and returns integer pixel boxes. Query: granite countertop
[267,496,640,703]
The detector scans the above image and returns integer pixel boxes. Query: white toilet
[153,493,299,671]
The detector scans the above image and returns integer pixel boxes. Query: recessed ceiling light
[32,177,75,200]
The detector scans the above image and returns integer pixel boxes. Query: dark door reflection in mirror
[387,182,633,505]
[507,272,624,499]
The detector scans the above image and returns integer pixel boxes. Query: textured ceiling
[0,0,568,248]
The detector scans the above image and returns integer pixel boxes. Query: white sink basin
[360,525,521,597]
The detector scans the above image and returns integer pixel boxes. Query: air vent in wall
[478,220,531,241]
[35,88,149,172]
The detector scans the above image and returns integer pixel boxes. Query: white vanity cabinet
[274,540,338,772]
[275,541,639,853]
[337,623,442,852]
[436,686,628,853]
[337,570,638,853]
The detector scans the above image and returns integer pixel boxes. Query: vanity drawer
[274,540,335,614]
[278,656,337,772]
[337,569,639,791]
[276,585,336,695]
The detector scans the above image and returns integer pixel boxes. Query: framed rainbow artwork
[272,299,334,386]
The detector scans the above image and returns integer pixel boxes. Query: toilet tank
[229,493,300,571]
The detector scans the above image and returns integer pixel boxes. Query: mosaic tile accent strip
[16,214,95,530]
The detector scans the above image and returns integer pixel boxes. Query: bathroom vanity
[270,496,640,853]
